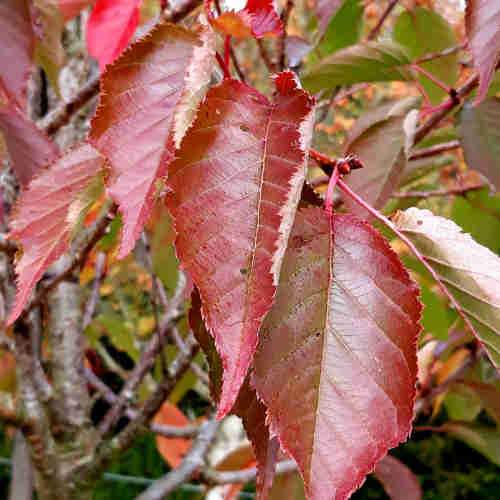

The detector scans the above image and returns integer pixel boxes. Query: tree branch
[84,366,200,438]
[136,418,219,500]
[394,183,486,199]
[408,140,460,161]
[367,0,400,40]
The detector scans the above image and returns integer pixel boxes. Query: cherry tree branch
[408,140,460,161]
[136,418,219,500]
[84,366,200,438]
[394,183,486,199]
[367,0,400,40]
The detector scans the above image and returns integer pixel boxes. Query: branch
[408,140,460,161]
[84,366,200,438]
[136,418,219,500]
[201,459,297,485]
[82,251,106,329]
[277,0,294,70]
[414,43,466,65]
[413,73,479,145]
[96,270,187,437]
[394,183,486,199]
[367,0,400,40]
[78,334,199,482]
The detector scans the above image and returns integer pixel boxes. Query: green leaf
[312,0,364,60]
[444,423,500,466]
[451,189,500,254]
[459,97,500,190]
[393,208,500,368]
[420,284,456,341]
[393,7,458,104]
[302,41,413,93]
[444,384,482,422]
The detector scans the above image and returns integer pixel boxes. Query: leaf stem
[336,177,481,344]
[411,64,454,95]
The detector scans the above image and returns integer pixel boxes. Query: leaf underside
[167,72,315,417]
[459,97,500,190]
[90,21,214,258]
[465,0,500,103]
[253,207,421,500]
[7,143,104,324]
[0,0,33,108]
[393,207,500,368]
[0,97,58,187]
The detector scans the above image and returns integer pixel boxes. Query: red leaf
[465,0,500,104]
[154,402,192,468]
[167,72,315,417]
[373,455,422,500]
[87,0,142,69]
[190,291,277,498]
[7,143,104,324]
[210,0,283,39]
[90,21,215,258]
[253,208,421,500]
[0,0,34,108]
[0,94,58,187]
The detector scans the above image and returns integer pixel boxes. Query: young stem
[336,178,481,344]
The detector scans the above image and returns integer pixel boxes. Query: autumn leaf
[87,0,142,69]
[459,97,500,190]
[154,401,192,468]
[373,455,422,500]
[210,0,283,39]
[393,207,500,368]
[465,0,500,104]
[253,208,421,499]
[0,92,58,187]
[168,72,315,417]
[90,20,215,258]
[343,97,418,214]
[59,0,94,20]
[7,143,104,324]
[0,0,34,108]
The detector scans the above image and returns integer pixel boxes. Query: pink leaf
[167,72,315,417]
[373,455,422,500]
[7,143,104,324]
[0,94,58,187]
[87,0,142,69]
[253,208,421,500]
[465,0,500,104]
[90,21,215,258]
[0,0,34,108]
[210,0,283,39]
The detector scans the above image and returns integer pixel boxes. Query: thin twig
[96,272,187,437]
[136,418,219,500]
[201,459,297,485]
[257,39,277,73]
[84,366,200,438]
[337,177,484,352]
[408,140,460,161]
[367,0,400,40]
[79,335,199,481]
[277,0,294,70]
[394,183,485,199]
[414,43,466,65]
[82,251,106,329]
